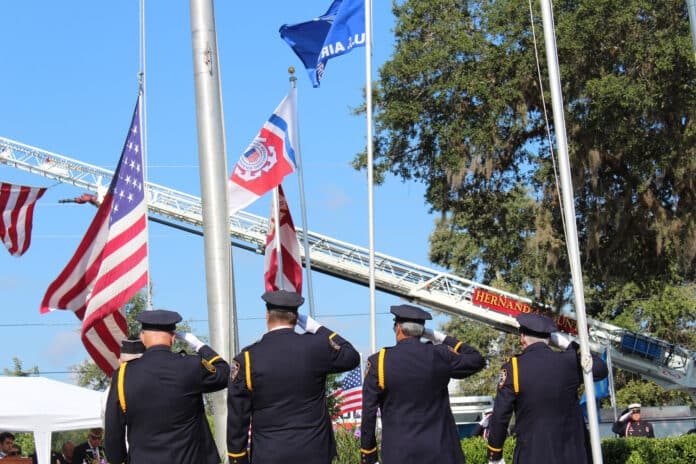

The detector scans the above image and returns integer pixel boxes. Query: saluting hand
[422,327,447,344]
[175,332,205,352]
[550,331,572,350]
[296,314,322,334]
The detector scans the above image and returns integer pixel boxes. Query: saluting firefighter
[486,313,609,464]
[226,290,360,464]
[104,309,230,464]
[360,304,486,464]
[612,403,655,438]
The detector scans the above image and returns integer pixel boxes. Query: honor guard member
[226,290,360,464]
[360,304,486,464]
[486,313,609,464]
[612,403,655,437]
[104,309,230,464]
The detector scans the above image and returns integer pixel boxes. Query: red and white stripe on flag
[335,365,363,416]
[0,183,46,256]
[40,96,149,376]
[264,184,302,293]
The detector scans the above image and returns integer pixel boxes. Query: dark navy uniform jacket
[487,342,608,464]
[104,344,230,464]
[226,326,359,464]
[360,336,485,464]
[612,418,655,437]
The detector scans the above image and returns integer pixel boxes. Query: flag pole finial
[289,67,297,88]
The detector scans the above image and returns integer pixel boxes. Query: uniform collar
[396,336,421,345]
[145,344,172,352]
[263,327,295,338]
[522,341,551,353]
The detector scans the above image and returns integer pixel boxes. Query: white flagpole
[365,0,376,354]
[539,1,602,462]
[138,0,153,312]
[289,72,317,316]
[272,187,283,289]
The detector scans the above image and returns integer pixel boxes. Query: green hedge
[334,432,696,464]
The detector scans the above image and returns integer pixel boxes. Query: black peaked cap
[390,304,432,323]
[136,309,182,332]
[516,313,557,337]
[262,290,305,311]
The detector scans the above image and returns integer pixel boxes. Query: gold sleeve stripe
[453,341,463,353]
[244,351,253,392]
[117,362,127,413]
[378,348,386,390]
[208,355,221,364]
[329,332,337,339]
[512,356,519,394]
[487,444,503,452]
[228,451,247,457]
[361,447,377,454]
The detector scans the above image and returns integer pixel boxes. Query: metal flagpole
[607,348,618,422]
[539,1,603,462]
[365,0,376,354]
[189,0,236,459]
[687,0,696,61]
[289,71,317,316]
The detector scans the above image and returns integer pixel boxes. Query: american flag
[264,184,302,293]
[0,182,46,256]
[40,95,149,375]
[335,365,363,416]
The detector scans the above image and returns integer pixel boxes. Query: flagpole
[138,0,153,311]
[607,348,618,422]
[289,71,317,316]
[539,1,602,462]
[365,0,376,354]
[189,0,236,459]
[272,187,283,288]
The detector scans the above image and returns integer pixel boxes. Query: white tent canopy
[0,377,104,464]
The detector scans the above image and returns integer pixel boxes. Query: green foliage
[2,357,39,377]
[325,373,343,419]
[462,437,515,464]
[602,435,696,464]
[333,428,361,464]
[356,0,696,402]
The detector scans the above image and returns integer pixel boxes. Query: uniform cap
[628,403,641,410]
[136,309,182,332]
[516,313,557,338]
[262,290,305,311]
[390,304,432,324]
[120,336,145,355]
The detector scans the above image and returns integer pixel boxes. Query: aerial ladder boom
[1,135,695,396]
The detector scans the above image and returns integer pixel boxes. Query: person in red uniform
[612,403,655,437]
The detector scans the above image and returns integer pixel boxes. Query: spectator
[612,403,655,438]
[56,441,75,464]
[471,408,494,439]
[72,428,105,464]
[0,432,15,459]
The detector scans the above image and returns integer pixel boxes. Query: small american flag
[0,182,46,256]
[40,95,149,375]
[336,365,363,416]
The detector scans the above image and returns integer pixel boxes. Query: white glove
[550,332,572,349]
[297,314,322,334]
[422,328,447,344]
[489,459,506,464]
[479,415,491,427]
[175,332,205,352]
[619,411,632,422]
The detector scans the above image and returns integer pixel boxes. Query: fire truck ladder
[2,135,695,397]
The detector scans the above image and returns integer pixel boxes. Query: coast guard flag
[0,182,46,256]
[40,96,149,376]
[335,365,363,416]
[229,88,298,214]
[279,0,365,87]
[264,184,302,293]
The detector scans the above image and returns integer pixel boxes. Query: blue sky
[0,1,450,381]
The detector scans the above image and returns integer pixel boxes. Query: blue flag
[279,0,366,87]
[580,351,609,420]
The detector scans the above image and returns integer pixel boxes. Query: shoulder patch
[497,368,508,389]
[201,358,217,373]
[365,360,371,378]
[230,360,240,382]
